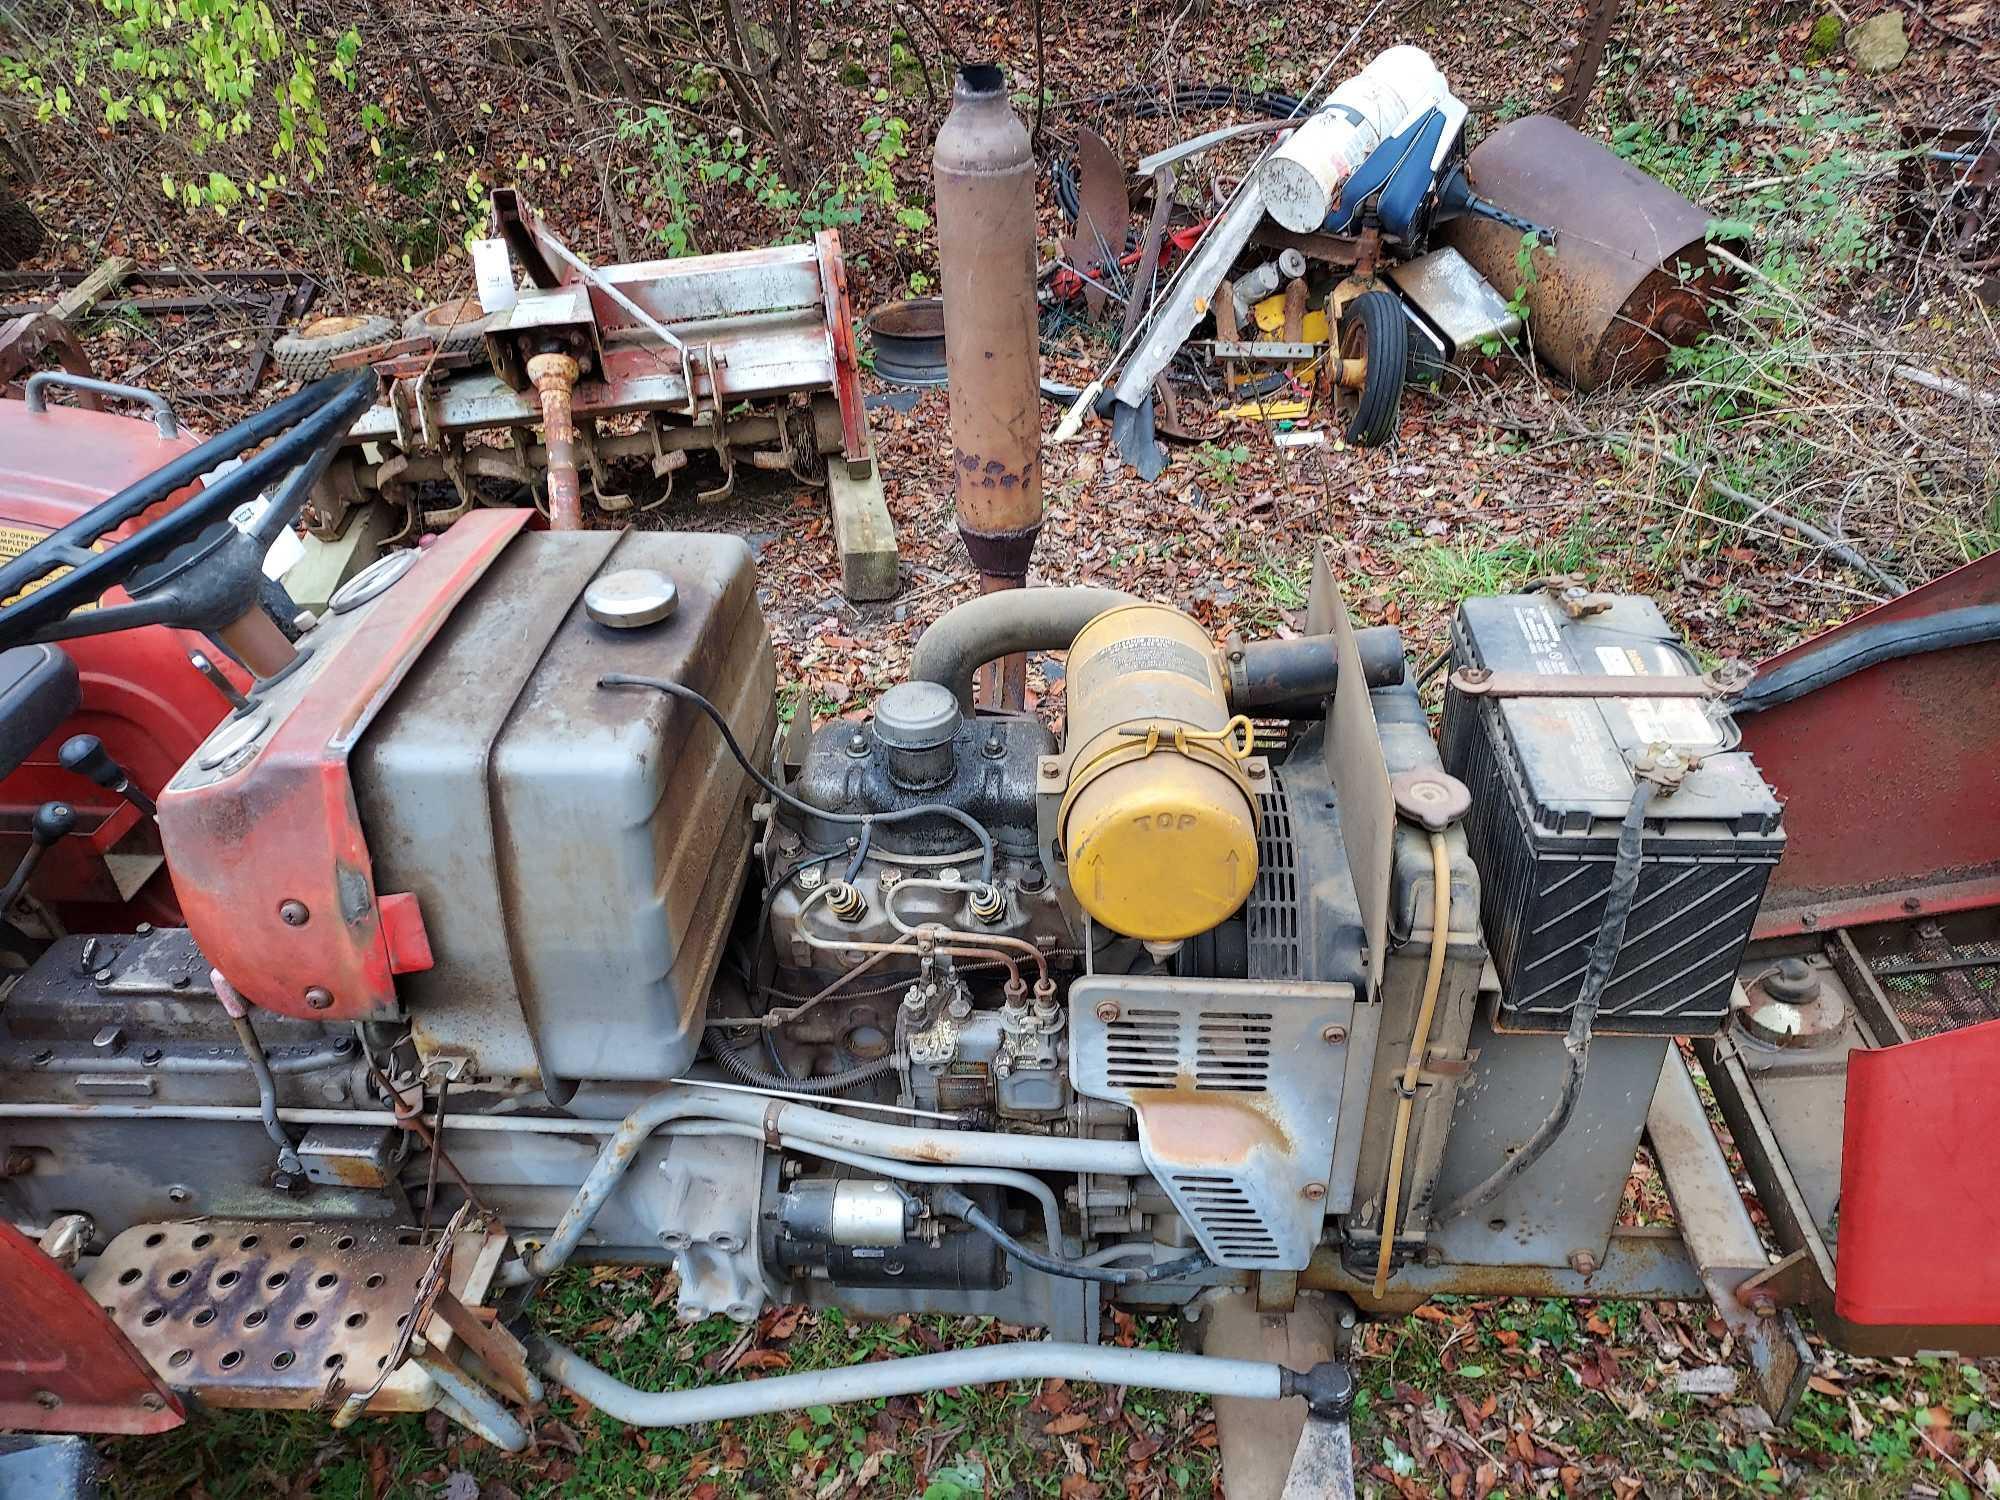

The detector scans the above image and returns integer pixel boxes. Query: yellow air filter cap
[1062,751,1258,942]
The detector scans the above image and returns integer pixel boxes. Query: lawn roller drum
[1446,114,1740,389]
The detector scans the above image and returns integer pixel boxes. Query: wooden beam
[49,256,135,326]
[827,417,898,601]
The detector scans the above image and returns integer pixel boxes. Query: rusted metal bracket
[1735,1248,1815,1314]
[1448,661,1752,699]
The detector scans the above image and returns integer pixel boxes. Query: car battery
[1439,592,1784,1035]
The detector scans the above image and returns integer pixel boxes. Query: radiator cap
[585,568,679,629]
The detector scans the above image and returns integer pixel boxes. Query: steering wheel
[0,370,377,675]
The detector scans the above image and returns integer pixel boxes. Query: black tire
[1338,289,1408,448]
[272,314,398,383]
[401,296,494,362]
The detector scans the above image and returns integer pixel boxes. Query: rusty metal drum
[1445,115,1739,391]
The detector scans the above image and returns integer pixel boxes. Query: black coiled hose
[707,1033,897,1096]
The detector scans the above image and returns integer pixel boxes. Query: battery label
[1592,644,1723,749]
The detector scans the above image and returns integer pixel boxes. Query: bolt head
[1749,1293,1777,1318]
[1094,1000,1121,1023]
[279,899,310,927]
[32,1389,59,1411]
[1902,896,1922,913]
[1568,1250,1599,1277]
[1321,1024,1347,1045]
[1302,1181,1327,1201]
[304,986,334,1011]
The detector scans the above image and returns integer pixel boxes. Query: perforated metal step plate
[85,1220,435,1410]
[1070,974,1355,1269]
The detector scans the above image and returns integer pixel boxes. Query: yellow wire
[1372,829,1453,1300]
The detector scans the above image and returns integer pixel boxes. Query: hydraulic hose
[599,674,995,885]
[935,1186,1211,1285]
[1437,782,1652,1223]
[530,1334,1290,1426]
[908,587,1137,712]
[1733,604,2000,714]
[1371,829,1451,1298]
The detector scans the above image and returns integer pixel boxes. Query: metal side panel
[1070,975,1355,1270]
[1430,1018,1666,1269]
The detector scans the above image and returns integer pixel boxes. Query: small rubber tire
[272,313,398,383]
[401,297,494,362]
[1337,289,1409,448]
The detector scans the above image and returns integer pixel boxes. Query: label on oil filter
[1592,644,1723,750]
[1071,635,1213,702]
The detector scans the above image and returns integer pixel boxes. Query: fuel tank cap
[585,568,679,629]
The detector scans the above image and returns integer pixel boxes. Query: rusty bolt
[32,1390,59,1411]
[279,899,309,927]
[2,1149,34,1177]
[1902,896,1922,913]
[1302,1181,1327,1202]
[304,986,334,1011]
[1245,761,1266,780]
[1568,1250,1599,1277]
[1041,762,1062,780]
[1094,1000,1121,1023]
[1748,1292,1777,1318]
[1321,1024,1347,1045]
[1421,1245,1445,1268]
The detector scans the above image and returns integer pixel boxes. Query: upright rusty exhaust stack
[933,64,1042,709]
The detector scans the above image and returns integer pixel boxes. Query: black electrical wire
[599,674,996,886]
[1438,781,1652,1223]
[934,1187,1213,1285]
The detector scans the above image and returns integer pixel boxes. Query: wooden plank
[827,416,897,601]
[49,256,135,325]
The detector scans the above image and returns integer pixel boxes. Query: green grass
[102,1272,2000,1498]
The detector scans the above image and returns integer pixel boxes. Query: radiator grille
[1170,1174,1282,1262]
[1247,776,1301,979]
[1103,1008,1182,1089]
[1193,1012,1273,1092]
